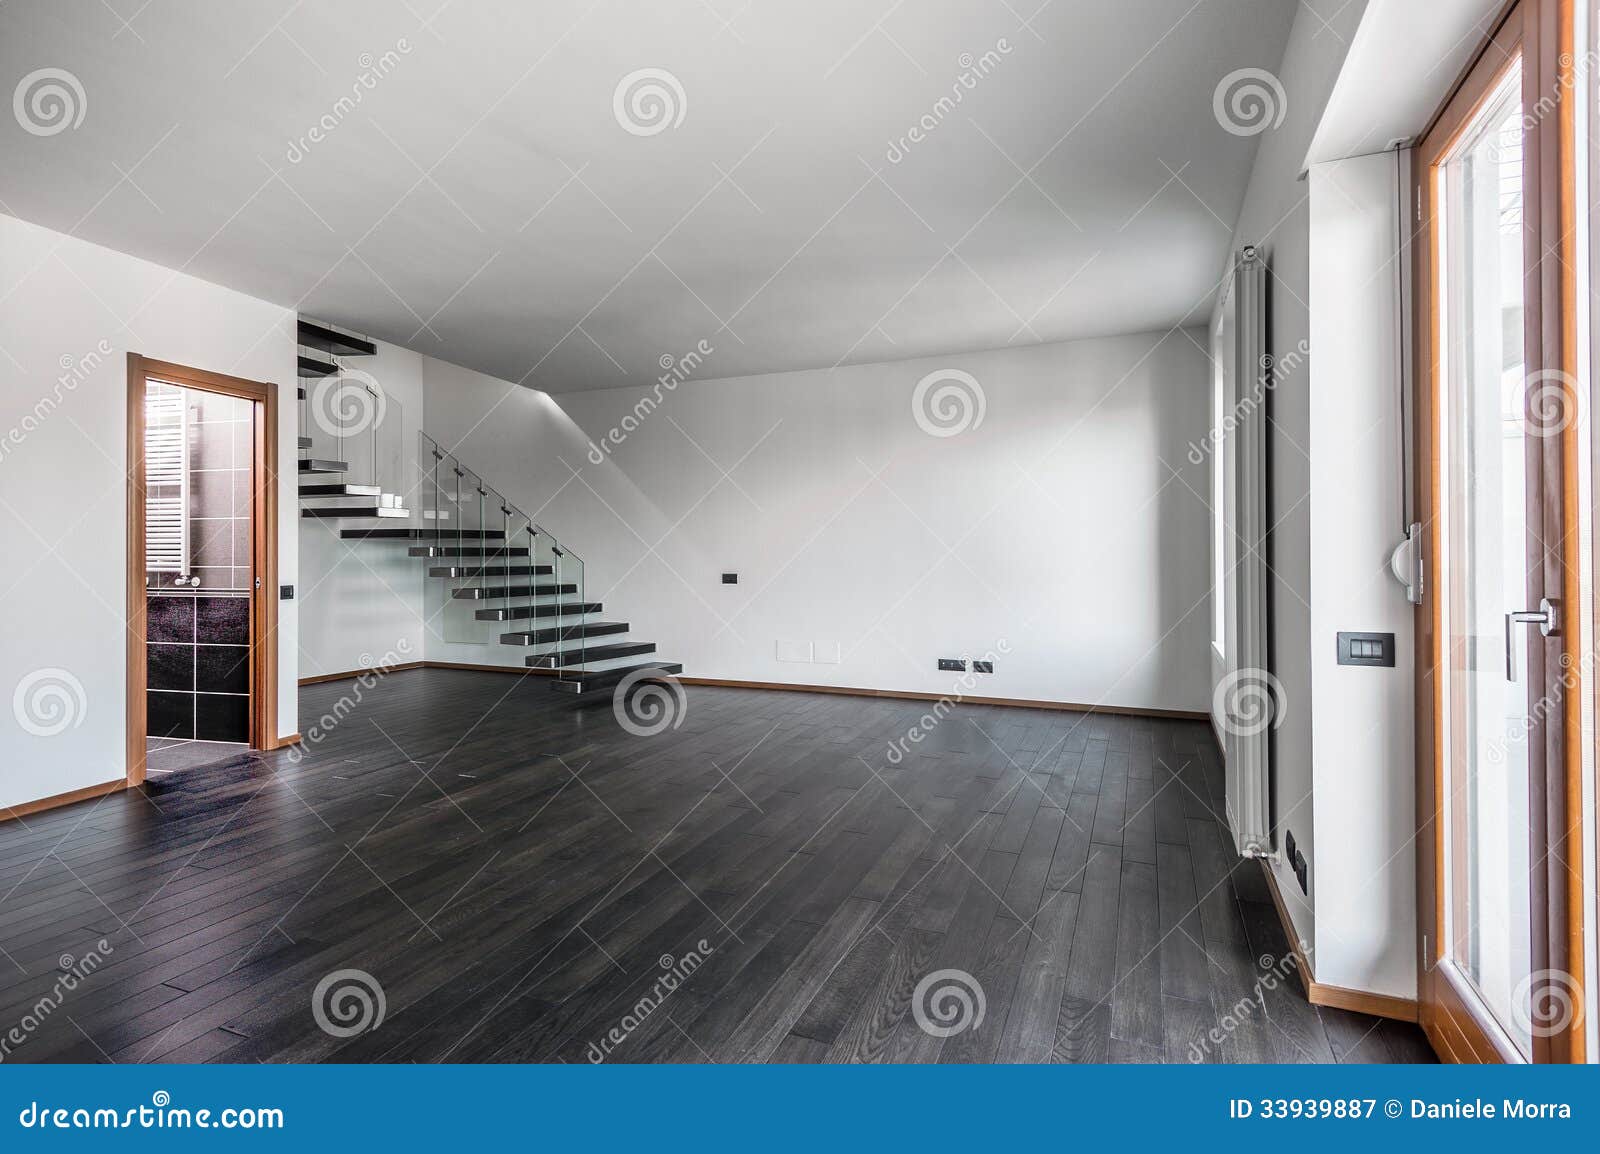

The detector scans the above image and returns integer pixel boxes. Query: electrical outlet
[1283,828,1308,893]
[938,658,966,672]
[972,660,993,674]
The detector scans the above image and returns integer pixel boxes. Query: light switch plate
[1336,631,1394,667]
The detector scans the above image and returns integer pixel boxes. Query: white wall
[295,340,426,679]
[423,331,1213,713]
[0,213,298,810]
[1307,152,1416,1000]
[1217,0,1371,960]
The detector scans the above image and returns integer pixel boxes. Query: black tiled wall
[147,593,250,742]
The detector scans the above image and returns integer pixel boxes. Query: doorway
[126,356,279,785]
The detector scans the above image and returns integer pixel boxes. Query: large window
[1211,316,1226,657]
[1416,0,1593,1064]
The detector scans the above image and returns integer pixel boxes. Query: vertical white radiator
[1224,245,1272,857]
[145,387,188,576]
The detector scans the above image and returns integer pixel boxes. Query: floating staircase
[295,325,680,694]
[294,317,410,521]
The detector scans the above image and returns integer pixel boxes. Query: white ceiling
[1,0,1296,392]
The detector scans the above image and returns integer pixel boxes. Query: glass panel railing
[437,450,483,645]
[495,508,535,659]
[517,526,559,671]
[409,431,606,671]
[558,542,586,677]
[463,480,504,648]
[419,431,445,532]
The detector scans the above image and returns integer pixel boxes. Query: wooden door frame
[1412,0,1587,1064]
[126,355,282,787]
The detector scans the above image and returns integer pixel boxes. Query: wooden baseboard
[1259,858,1316,998]
[298,663,1204,720]
[1258,858,1421,1025]
[676,676,1209,720]
[262,732,302,750]
[1310,981,1420,1022]
[1,778,125,824]
[298,660,424,686]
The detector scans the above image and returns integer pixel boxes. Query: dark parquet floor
[0,669,1434,1064]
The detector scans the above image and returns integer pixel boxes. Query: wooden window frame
[126,355,283,787]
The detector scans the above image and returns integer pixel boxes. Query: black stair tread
[429,564,554,578]
[527,641,656,668]
[302,506,410,519]
[297,386,306,400]
[300,483,381,497]
[552,661,683,694]
[452,584,578,599]
[298,318,377,357]
[299,459,349,473]
[499,622,629,646]
[475,602,603,621]
[297,354,338,378]
[297,435,313,448]
[340,527,507,540]
[408,546,532,558]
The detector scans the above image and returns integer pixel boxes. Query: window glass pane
[1437,60,1533,1055]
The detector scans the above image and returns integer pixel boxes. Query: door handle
[1504,597,1560,681]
